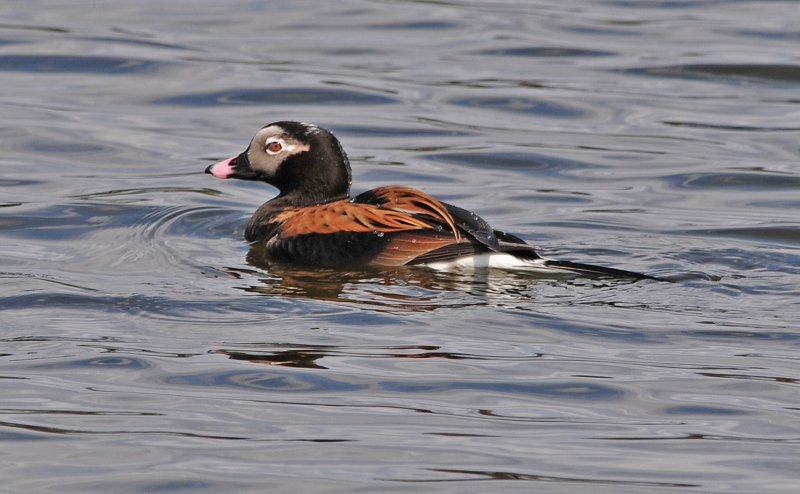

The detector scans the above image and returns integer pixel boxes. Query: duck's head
[206,121,352,204]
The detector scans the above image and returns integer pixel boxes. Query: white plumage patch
[265,136,303,156]
[298,122,321,136]
[425,253,561,273]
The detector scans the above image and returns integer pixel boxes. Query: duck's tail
[540,258,662,281]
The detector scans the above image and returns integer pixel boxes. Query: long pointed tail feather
[543,259,662,281]
[494,238,662,281]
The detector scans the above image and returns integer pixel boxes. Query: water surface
[1,1,799,493]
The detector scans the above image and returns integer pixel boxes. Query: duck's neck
[276,187,350,207]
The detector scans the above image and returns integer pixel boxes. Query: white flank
[425,253,562,273]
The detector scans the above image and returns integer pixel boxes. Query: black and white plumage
[206,121,657,279]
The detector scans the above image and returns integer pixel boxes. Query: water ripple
[0,54,171,74]
[164,368,625,401]
[155,87,397,106]
[621,63,800,84]
[368,21,459,30]
[424,150,598,175]
[448,96,587,118]
[28,355,151,371]
[666,172,800,189]
[413,468,699,487]
[478,46,615,57]
[674,227,800,249]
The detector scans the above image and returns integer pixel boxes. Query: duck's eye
[265,140,284,155]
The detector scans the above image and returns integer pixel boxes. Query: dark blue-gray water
[2,1,799,493]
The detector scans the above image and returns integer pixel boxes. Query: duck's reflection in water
[210,246,648,370]
[212,343,475,369]
[220,243,641,313]
[242,243,533,303]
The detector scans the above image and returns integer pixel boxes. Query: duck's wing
[370,230,476,266]
[273,198,436,237]
[267,193,469,267]
[353,186,545,265]
[354,186,461,241]
[361,188,531,253]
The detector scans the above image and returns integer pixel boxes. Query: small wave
[0,54,171,74]
[155,87,397,106]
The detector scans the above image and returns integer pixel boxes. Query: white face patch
[246,125,311,177]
